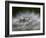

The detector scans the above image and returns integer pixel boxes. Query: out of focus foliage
[12,7,40,17]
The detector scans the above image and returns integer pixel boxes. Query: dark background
[12,7,40,17]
